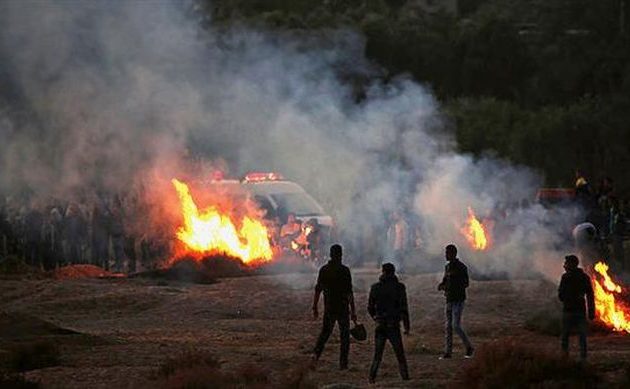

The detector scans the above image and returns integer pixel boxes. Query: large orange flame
[171,178,273,264]
[592,261,630,333]
[461,207,490,251]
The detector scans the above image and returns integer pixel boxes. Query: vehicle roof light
[242,172,284,182]
[210,170,225,181]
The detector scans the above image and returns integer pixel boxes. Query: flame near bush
[171,179,273,264]
[591,262,630,333]
[461,207,491,251]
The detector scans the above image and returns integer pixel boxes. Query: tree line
[198,0,630,190]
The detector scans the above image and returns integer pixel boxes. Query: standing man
[558,255,595,360]
[368,263,410,383]
[386,210,409,271]
[438,244,474,359]
[312,244,357,370]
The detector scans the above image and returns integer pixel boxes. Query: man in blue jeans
[558,254,595,360]
[438,244,473,359]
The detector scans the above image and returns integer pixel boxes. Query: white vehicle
[241,172,333,229]
[195,171,333,235]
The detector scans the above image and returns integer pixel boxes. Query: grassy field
[1,268,630,388]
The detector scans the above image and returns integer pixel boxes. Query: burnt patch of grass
[453,338,599,389]
[135,256,254,284]
[7,340,60,372]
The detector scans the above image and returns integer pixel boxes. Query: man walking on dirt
[368,263,410,383]
[312,244,357,369]
[558,255,595,360]
[438,244,474,359]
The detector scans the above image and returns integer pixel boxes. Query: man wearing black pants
[368,263,410,383]
[438,244,474,359]
[312,244,357,369]
[558,254,595,360]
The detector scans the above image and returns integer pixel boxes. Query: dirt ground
[2,267,630,388]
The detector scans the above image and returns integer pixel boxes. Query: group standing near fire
[311,243,476,383]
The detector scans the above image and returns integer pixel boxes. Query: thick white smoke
[0,0,572,278]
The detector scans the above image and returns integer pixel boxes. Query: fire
[591,261,630,333]
[171,178,273,264]
[461,207,490,251]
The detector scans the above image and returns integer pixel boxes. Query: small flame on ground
[461,207,490,251]
[592,261,630,333]
[171,178,273,264]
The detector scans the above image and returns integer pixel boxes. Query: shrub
[8,341,60,372]
[453,338,599,389]
[524,308,562,336]
[156,351,313,389]
[157,350,221,378]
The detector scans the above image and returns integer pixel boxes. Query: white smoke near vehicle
[0,1,573,279]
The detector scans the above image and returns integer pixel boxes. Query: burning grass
[591,261,630,333]
[171,178,273,264]
[453,338,599,389]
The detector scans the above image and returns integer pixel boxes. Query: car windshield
[270,192,324,216]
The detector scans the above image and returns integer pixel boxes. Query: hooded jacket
[368,274,410,330]
[558,267,595,315]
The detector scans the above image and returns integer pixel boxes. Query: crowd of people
[264,212,328,263]
[0,193,170,273]
[573,171,630,268]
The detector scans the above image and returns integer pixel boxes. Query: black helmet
[350,323,367,341]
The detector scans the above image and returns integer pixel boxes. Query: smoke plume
[0,0,573,278]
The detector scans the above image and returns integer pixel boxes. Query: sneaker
[465,347,475,358]
[439,353,452,360]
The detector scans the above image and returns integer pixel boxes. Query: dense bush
[155,350,313,389]
[453,338,599,388]
[8,341,60,372]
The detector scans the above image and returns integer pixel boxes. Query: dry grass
[3,272,630,388]
[524,308,562,336]
[453,338,599,389]
[154,350,315,389]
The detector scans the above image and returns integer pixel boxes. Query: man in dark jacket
[558,255,595,360]
[438,244,473,358]
[312,244,357,369]
[368,263,410,383]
